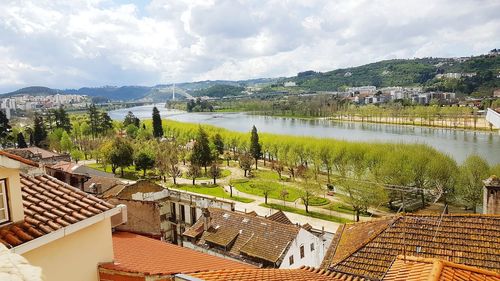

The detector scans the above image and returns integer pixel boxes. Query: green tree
[239,153,252,177]
[0,110,11,145]
[299,183,320,213]
[99,112,113,135]
[190,126,212,172]
[338,179,387,222]
[87,104,100,139]
[70,149,85,163]
[213,133,224,156]
[152,107,163,138]
[250,125,261,169]
[209,163,221,184]
[125,124,139,138]
[457,155,490,213]
[187,164,201,185]
[256,183,273,204]
[108,138,134,176]
[17,132,27,148]
[60,131,73,153]
[33,114,47,147]
[135,150,155,177]
[123,111,140,127]
[53,107,72,132]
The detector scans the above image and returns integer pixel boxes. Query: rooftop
[0,173,114,249]
[183,266,366,281]
[100,232,253,276]
[6,147,62,160]
[183,208,300,265]
[266,210,293,225]
[323,214,500,280]
[0,150,39,167]
[384,255,500,281]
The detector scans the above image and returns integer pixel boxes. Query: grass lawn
[307,197,330,206]
[171,184,254,203]
[260,203,352,223]
[87,163,140,180]
[181,169,231,180]
[323,202,371,217]
[230,178,301,202]
[252,169,290,181]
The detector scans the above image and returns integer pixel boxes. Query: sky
[0,0,499,92]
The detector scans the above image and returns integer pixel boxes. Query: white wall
[279,229,326,269]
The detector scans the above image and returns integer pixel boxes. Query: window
[300,245,305,258]
[310,243,315,251]
[191,207,197,225]
[180,205,186,222]
[289,255,294,265]
[0,179,10,224]
[170,203,176,220]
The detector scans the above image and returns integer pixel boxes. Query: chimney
[202,208,211,231]
[483,176,500,215]
[95,183,102,194]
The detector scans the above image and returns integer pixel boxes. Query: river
[108,104,500,164]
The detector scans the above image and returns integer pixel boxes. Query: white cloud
[0,0,498,92]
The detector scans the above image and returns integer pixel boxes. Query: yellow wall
[23,218,114,281]
[0,167,25,222]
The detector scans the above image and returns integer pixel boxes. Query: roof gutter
[10,204,127,255]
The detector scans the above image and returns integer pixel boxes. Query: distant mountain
[281,54,500,95]
[2,86,64,97]
[64,86,152,101]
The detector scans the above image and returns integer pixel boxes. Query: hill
[2,86,63,97]
[64,86,152,100]
[280,54,500,95]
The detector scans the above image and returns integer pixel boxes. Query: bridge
[486,108,500,129]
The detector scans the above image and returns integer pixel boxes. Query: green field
[86,163,140,180]
[260,203,351,223]
[181,169,231,180]
[171,184,254,203]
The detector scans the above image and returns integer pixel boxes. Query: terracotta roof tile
[325,214,500,280]
[384,255,500,281]
[186,266,366,281]
[0,173,114,249]
[183,208,300,265]
[0,150,39,167]
[267,210,293,225]
[100,232,253,275]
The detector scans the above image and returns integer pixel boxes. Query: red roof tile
[0,150,39,167]
[186,266,366,281]
[384,255,500,281]
[0,173,114,248]
[100,232,253,275]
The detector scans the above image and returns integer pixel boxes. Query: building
[0,150,127,281]
[321,214,500,280]
[104,180,234,244]
[98,231,253,281]
[483,176,500,215]
[183,208,328,269]
[6,147,70,165]
[45,161,115,190]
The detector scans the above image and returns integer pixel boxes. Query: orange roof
[0,150,39,167]
[184,266,366,281]
[384,255,500,281]
[0,173,114,248]
[267,210,293,225]
[100,232,253,276]
[324,214,500,280]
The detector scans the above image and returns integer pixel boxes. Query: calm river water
[108,104,500,164]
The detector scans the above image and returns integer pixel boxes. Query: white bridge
[486,108,500,129]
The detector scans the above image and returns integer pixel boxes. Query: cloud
[0,0,498,92]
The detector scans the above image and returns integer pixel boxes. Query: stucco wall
[108,199,164,237]
[23,218,114,281]
[0,167,24,223]
[279,229,327,269]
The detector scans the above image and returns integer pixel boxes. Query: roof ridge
[208,207,300,232]
[0,150,39,167]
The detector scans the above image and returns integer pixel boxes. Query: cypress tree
[152,107,163,138]
[190,126,212,173]
[250,125,261,169]
[33,114,47,147]
[0,111,11,144]
[17,132,27,148]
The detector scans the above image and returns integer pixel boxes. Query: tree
[249,125,261,169]
[87,104,100,139]
[135,150,155,177]
[280,188,289,206]
[17,132,27,148]
[299,183,320,213]
[60,131,73,153]
[256,183,273,204]
[209,163,221,184]
[272,161,284,180]
[457,155,490,213]
[338,179,387,222]
[152,107,163,138]
[213,133,224,156]
[53,107,72,132]
[108,138,134,176]
[187,164,201,185]
[33,114,47,147]
[223,151,232,166]
[99,112,113,135]
[123,111,140,127]
[239,153,252,177]
[0,111,11,146]
[168,163,182,185]
[190,126,212,172]
[70,149,84,163]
